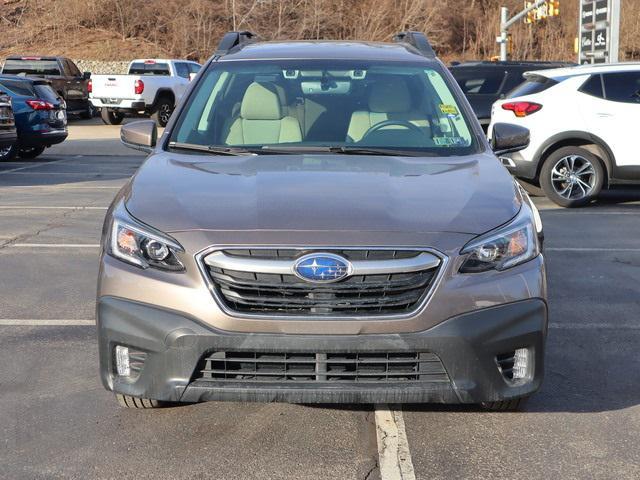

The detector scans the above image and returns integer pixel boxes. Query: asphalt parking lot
[1,119,639,479]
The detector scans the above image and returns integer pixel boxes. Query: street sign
[578,0,620,64]
[594,0,608,22]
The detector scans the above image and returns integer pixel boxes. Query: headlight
[108,210,184,271]
[459,203,540,273]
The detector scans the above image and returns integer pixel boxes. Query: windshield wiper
[168,142,259,156]
[328,146,436,157]
[260,145,431,157]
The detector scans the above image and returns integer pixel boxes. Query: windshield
[169,59,478,156]
[2,59,61,76]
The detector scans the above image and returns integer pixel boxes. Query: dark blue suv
[0,75,67,160]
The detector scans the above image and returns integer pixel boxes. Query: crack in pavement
[0,207,88,250]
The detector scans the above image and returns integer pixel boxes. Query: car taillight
[26,99,55,111]
[88,79,92,94]
[501,102,542,118]
[134,79,144,95]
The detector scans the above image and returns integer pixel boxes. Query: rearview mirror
[491,123,529,156]
[83,71,91,80]
[121,120,157,153]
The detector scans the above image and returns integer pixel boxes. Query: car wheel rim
[550,155,596,200]
[0,146,11,157]
[160,104,172,124]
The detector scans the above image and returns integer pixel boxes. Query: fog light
[512,348,529,380]
[115,345,130,377]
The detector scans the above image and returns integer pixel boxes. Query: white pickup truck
[89,59,201,126]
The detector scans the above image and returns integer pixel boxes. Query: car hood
[125,152,520,236]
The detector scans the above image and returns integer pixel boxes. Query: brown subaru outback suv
[98,31,547,411]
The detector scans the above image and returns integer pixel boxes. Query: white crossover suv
[489,63,640,207]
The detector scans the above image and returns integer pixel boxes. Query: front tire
[101,108,124,125]
[539,146,604,208]
[151,97,174,127]
[80,104,94,120]
[115,394,166,409]
[18,146,46,159]
[0,143,18,161]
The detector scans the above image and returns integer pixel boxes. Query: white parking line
[546,247,640,252]
[0,206,107,210]
[375,405,416,480]
[0,319,95,326]
[0,158,69,174]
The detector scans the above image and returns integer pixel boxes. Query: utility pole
[500,7,509,62]
[497,0,548,61]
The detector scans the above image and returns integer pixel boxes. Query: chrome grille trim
[204,250,441,276]
[195,246,448,320]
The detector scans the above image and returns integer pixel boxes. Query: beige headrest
[241,82,282,120]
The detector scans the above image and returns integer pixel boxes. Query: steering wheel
[360,119,424,142]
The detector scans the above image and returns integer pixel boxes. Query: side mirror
[121,120,157,153]
[83,72,91,80]
[188,72,197,82]
[491,123,529,156]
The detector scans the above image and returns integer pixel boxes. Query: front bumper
[97,296,547,404]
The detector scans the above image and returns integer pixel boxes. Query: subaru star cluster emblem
[293,253,352,283]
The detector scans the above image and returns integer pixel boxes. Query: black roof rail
[392,31,436,59]
[215,31,259,56]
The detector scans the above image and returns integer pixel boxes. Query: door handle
[596,112,613,118]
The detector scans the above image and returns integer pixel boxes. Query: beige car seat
[226,82,302,145]
[346,80,431,142]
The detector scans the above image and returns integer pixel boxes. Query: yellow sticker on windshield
[439,104,459,115]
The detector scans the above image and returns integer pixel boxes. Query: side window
[175,63,190,79]
[579,74,604,98]
[188,63,201,74]
[62,60,74,76]
[67,60,82,77]
[602,72,640,104]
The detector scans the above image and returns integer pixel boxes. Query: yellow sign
[439,104,459,115]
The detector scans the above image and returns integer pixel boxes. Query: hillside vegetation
[1,0,639,63]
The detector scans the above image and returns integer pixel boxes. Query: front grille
[196,351,449,383]
[203,249,442,316]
